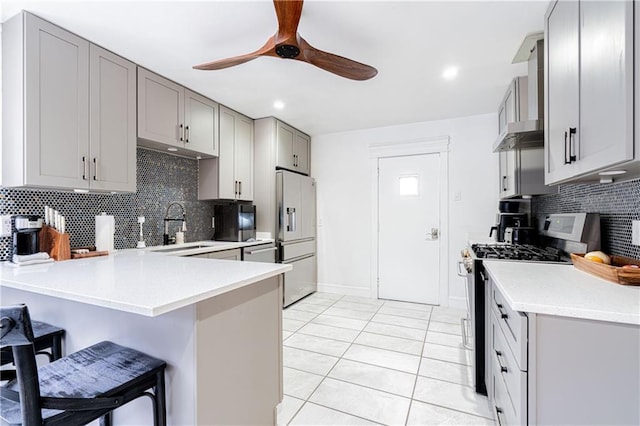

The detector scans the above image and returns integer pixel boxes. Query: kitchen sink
[146,241,234,253]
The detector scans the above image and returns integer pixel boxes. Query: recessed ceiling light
[598,170,627,176]
[442,66,459,80]
[273,100,285,110]
[167,147,178,152]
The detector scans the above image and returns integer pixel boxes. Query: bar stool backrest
[0,304,45,424]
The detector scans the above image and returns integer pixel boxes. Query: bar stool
[0,305,167,426]
[0,320,65,366]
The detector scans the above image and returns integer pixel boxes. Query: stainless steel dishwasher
[242,242,277,263]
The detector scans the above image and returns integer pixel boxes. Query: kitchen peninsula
[0,250,291,425]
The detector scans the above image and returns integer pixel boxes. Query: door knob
[426,228,439,240]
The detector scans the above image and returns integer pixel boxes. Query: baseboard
[317,282,371,298]
[448,296,468,310]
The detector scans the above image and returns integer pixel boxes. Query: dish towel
[10,252,54,267]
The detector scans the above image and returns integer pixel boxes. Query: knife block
[39,225,71,261]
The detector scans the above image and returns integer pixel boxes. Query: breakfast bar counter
[0,251,291,425]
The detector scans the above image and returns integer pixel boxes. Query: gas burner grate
[470,244,569,263]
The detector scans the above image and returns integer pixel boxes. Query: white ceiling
[1,0,550,136]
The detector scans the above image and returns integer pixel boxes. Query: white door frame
[369,136,450,306]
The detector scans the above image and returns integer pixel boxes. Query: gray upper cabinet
[2,12,135,192]
[137,68,218,158]
[276,120,311,175]
[499,147,554,199]
[545,0,635,184]
[89,45,137,192]
[198,106,254,201]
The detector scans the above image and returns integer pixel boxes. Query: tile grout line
[404,306,433,425]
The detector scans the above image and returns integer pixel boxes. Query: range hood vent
[493,39,544,152]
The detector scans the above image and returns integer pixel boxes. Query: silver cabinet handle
[495,350,508,373]
[245,247,277,255]
[185,125,190,143]
[93,158,98,181]
[460,318,473,350]
[568,127,577,163]
[82,157,88,180]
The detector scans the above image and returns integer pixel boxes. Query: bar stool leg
[99,411,112,426]
[155,370,167,426]
[51,334,63,361]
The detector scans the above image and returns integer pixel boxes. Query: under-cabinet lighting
[167,147,178,152]
[74,189,89,193]
[598,170,627,176]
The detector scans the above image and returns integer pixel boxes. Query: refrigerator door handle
[287,207,297,232]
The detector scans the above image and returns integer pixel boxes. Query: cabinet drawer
[491,311,527,422]
[491,284,527,369]
[492,356,521,426]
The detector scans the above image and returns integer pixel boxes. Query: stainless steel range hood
[493,39,544,152]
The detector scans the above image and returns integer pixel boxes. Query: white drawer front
[491,284,528,370]
[492,310,527,423]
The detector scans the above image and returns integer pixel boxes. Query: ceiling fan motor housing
[275,44,301,59]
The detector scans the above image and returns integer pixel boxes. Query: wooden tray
[571,253,640,286]
[71,246,109,259]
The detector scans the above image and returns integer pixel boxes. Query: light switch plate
[1,215,12,237]
[632,220,640,246]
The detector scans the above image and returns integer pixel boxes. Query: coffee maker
[13,215,43,255]
[490,213,528,242]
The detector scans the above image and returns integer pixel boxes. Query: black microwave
[213,203,256,242]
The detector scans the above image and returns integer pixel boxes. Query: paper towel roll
[95,213,115,252]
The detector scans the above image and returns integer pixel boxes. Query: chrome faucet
[163,202,187,245]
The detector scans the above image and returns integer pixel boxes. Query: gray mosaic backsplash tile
[533,178,640,259]
[0,148,216,260]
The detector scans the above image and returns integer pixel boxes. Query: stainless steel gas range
[458,213,601,395]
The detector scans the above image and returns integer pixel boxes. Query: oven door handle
[457,260,468,277]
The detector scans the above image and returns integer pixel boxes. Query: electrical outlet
[1,215,12,237]
[632,220,640,246]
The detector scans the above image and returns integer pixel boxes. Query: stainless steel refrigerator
[276,170,317,306]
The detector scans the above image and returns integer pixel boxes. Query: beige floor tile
[354,331,423,356]
[329,359,416,398]
[407,400,495,425]
[309,378,411,425]
[343,344,421,374]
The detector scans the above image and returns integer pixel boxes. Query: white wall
[311,113,499,307]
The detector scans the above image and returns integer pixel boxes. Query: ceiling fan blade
[193,38,276,70]
[273,0,304,41]
[298,37,378,81]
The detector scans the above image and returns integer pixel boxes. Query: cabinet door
[24,13,89,189]
[276,121,295,170]
[89,45,136,192]
[545,0,580,184]
[137,68,184,147]
[218,106,237,199]
[499,150,517,199]
[294,132,311,175]
[234,113,255,201]
[185,89,218,157]
[577,1,634,174]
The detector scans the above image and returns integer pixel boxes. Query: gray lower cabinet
[198,106,254,201]
[189,248,242,261]
[137,67,218,158]
[545,0,637,184]
[487,276,640,425]
[2,12,135,192]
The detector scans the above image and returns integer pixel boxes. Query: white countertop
[484,261,640,325]
[0,249,290,317]
[143,239,274,257]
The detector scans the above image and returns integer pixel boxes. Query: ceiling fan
[193,0,378,81]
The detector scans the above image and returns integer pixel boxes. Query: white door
[378,154,440,304]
